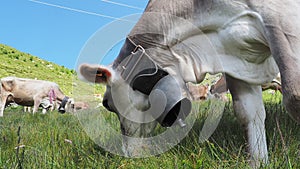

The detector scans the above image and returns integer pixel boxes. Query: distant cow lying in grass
[0,77,71,116]
[67,101,89,113]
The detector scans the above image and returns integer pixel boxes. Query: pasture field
[0,92,299,169]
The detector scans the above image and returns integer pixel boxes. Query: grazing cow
[0,77,70,116]
[79,0,300,167]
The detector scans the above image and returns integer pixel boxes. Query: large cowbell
[118,45,192,127]
[149,75,192,127]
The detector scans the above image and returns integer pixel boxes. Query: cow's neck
[127,0,252,50]
[112,38,137,69]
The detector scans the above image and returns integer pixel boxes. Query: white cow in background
[0,77,71,116]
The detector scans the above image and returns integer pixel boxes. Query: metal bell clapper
[177,118,187,128]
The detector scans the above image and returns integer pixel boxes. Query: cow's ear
[79,64,113,84]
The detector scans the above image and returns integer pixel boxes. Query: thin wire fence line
[28,0,135,23]
[101,0,144,11]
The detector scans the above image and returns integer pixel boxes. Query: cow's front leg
[0,104,4,117]
[33,97,41,114]
[226,75,268,168]
[0,95,9,117]
[0,101,5,117]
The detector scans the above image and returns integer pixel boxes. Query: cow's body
[79,0,300,167]
[0,77,69,116]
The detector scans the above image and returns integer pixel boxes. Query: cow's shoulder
[1,76,17,91]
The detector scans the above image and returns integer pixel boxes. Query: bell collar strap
[117,37,168,95]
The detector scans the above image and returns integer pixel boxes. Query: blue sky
[0,0,148,69]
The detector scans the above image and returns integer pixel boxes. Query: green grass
[1,92,299,169]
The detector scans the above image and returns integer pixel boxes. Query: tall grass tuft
[15,126,25,169]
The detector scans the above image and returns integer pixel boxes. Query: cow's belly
[14,98,34,106]
[219,16,271,64]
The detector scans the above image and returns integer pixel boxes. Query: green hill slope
[0,44,84,96]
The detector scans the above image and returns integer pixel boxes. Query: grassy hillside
[0,44,78,95]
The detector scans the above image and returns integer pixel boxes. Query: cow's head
[79,38,192,156]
